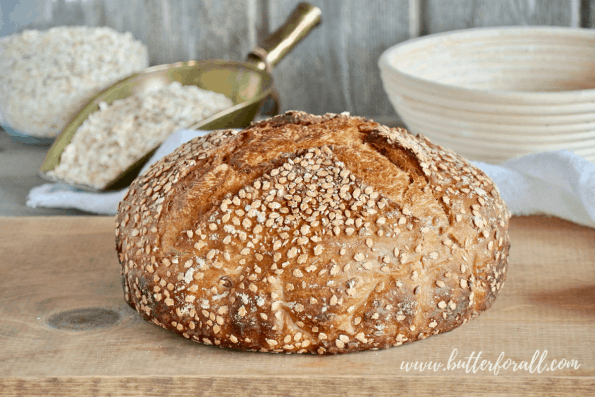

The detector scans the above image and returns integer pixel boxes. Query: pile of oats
[0,26,148,138]
[48,81,233,189]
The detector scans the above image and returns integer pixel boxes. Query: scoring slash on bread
[115,111,511,354]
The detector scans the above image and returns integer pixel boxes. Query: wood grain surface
[0,215,594,396]
[268,0,410,117]
[423,0,580,34]
[1,0,591,118]
[9,0,258,66]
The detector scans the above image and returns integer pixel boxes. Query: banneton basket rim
[379,26,595,105]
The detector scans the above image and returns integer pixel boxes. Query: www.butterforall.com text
[400,348,580,375]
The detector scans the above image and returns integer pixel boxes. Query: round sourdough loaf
[115,111,511,354]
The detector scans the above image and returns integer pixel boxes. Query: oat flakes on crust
[116,111,511,354]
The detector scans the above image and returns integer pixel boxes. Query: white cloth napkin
[27,129,211,215]
[27,129,595,229]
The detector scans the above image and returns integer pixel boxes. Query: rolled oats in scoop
[47,81,233,189]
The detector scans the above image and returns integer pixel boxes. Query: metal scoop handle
[247,2,322,72]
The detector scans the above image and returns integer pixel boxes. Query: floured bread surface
[116,111,511,354]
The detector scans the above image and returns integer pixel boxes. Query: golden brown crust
[115,111,511,354]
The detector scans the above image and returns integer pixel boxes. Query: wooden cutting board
[1,215,594,396]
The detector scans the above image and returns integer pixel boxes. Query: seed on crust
[117,110,510,356]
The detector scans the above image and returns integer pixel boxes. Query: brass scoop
[39,3,321,191]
